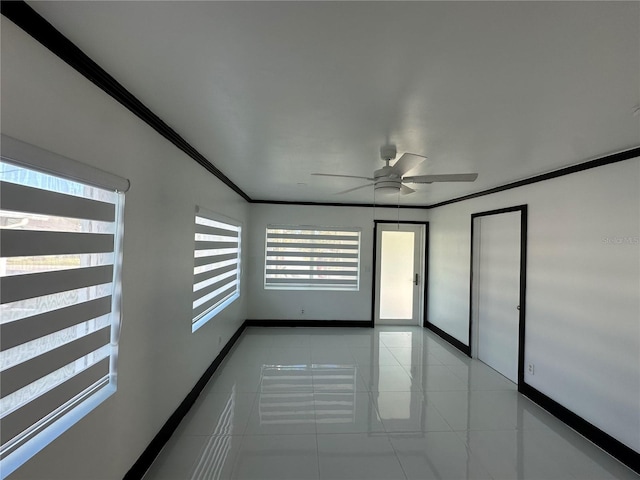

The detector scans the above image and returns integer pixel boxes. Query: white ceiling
[29,1,640,205]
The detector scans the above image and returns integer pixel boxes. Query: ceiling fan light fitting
[374,180,401,195]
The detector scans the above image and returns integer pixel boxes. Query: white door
[375,223,425,326]
[472,212,521,383]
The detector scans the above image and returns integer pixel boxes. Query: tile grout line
[311,348,322,480]
[384,433,410,480]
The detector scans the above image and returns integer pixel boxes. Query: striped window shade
[264,226,361,290]
[0,136,127,478]
[192,207,241,332]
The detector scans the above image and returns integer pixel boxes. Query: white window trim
[0,136,127,479]
[1,135,130,193]
[192,206,242,332]
[264,225,361,291]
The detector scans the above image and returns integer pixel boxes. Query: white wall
[3,9,638,477]
[248,204,428,321]
[1,19,249,480]
[428,157,640,453]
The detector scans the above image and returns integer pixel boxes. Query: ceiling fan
[312,145,478,196]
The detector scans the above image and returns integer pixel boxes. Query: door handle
[517,305,521,310]
[414,273,419,286]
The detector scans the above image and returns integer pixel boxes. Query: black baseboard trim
[424,322,640,474]
[123,322,247,480]
[520,383,640,475]
[244,319,373,328]
[424,321,471,357]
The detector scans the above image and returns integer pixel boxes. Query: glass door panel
[379,231,415,319]
[374,223,425,326]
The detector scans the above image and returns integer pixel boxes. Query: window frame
[0,135,127,479]
[192,206,242,332]
[264,225,361,291]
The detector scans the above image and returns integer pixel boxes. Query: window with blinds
[192,208,241,332]
[264,226,361,291]
[0,146,125,478]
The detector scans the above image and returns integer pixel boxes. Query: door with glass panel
[374,222,426,325]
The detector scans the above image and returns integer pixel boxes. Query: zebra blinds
[264,226,361,290]
[192,207,241,332]
[0,153,125,478]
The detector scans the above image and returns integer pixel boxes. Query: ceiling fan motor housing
[375,145,400,186]
[374,165,395,178]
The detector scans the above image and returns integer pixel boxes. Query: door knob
[516,305,521,310]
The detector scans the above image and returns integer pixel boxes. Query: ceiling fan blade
[403,173,478,184]
[400,185,415,195]
[312,173,375,181]
[390,153,427,176]
[335,183,375,195]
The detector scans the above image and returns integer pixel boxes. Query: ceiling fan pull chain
[373,187,378,226]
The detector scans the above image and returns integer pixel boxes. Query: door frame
[469,205,528,388]
[371,220,429,327]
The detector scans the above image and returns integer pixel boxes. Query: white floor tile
[309,334,348,349]
[429,345,473,367]
[258,363,314,393]
[387,347,443,367]
[342,332,376,347]
[359,365,419,392]
[428,390,549,431]
[447,362,516,391]
[263,347,312,365]
[350,346,401,366]
[312,364,369,393]
[245,391,317,435]
[145,327,639,480]
[232,434,319,479]
[317,433,407,479]
[174,391,256,436]
[315,391,385,434]
[207,364,263,394]
[266,333,312,349]
[390,432,493,479]
[456,429,575,480]
[379,330,421,348]
[527,428,640,480]
[404,364,469,392]
[144,434,242,480]
[373,391,451,433]
[227,346,274,367]
[311,347,355,364]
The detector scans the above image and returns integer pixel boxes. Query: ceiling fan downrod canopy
[374,145,401,194]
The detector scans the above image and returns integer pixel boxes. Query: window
[0,136,127,478]
[264,225,361,291]
[192,207,241,332]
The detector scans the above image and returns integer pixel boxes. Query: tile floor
[143,326,639,480]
